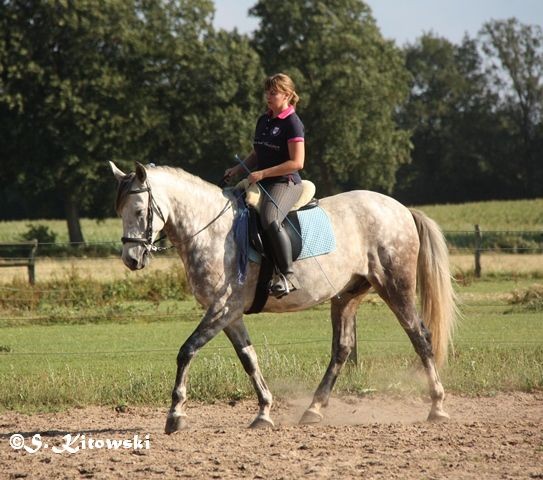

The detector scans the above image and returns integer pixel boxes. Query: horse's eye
[136,209,144,218]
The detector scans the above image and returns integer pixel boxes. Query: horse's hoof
[249,416,275,429]
[427,409,450,423]
[299,408,323,425]
[165,414,188,434]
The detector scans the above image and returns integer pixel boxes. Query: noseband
[121,182,167,252]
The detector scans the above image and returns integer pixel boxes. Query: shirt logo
[254,140,280,150]
[271,126,281,136]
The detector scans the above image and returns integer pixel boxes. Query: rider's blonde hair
[264,73,300,106]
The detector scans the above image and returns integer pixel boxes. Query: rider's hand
[223,167,237,180]
[248,170,264,184]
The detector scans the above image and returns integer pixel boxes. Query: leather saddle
[236,179,319,261]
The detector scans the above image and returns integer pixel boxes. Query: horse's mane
[115,165,217,214]
[151,165,214,190]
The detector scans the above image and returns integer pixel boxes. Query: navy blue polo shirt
[253,105,304,185]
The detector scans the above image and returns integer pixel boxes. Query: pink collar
[268,105,295,119]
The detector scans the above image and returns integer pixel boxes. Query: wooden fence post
[474,224,482,277]
[28,239,38,285]
[347,316,358,365]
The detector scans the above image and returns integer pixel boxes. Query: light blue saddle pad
[249,205,336,263]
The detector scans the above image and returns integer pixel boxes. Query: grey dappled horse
[110,162,458,434]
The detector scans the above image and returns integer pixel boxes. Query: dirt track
[1,393,542,479]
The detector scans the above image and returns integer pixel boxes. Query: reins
[121,179,239,252]
[180,197,235,245]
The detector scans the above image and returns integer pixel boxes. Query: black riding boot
[265,220,300,298]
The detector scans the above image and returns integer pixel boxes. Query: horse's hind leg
[300,290,365,424]
[223,318,274,429]
[402,312,449,422]
[371,281,449,422]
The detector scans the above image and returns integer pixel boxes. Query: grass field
[418,198,543,230]
[0,218,121,244]
[0,276,541,412]
[0,198,541,244]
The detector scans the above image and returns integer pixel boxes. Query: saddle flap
[248,207,265,256]
[247,208,302,262]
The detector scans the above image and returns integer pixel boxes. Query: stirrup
[270,273,299,299]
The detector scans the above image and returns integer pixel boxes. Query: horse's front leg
[165,301,240,434]
[223,318,274,429]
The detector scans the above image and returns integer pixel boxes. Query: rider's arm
[242,150,257,171]
[225,150,257,178]
[249,141,304,183]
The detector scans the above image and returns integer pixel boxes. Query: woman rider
[224,73,305,298]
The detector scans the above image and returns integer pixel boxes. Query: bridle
[121,181,168,252]
[121,179,237,252]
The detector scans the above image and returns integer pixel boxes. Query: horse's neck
[155,168,236,305]
[153,168,230,242]
[152,169,234,302]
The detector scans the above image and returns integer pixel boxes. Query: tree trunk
[64,195,85,244]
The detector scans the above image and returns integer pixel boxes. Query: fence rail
[0,228,541,282]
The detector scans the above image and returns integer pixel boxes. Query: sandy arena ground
[1,392,542,479]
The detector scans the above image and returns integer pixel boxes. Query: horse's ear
[135,162,147,183]
[109,161,126,182]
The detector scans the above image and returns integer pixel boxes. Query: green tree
[0,0,163,241]
[479,18,543,197]
[395,34,500,203]
[0,0,264,232]
[249,0,411,195]
[145,27,264,181]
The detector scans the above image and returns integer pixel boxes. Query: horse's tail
[410,209,458,367]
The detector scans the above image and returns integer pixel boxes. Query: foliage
[0,0,160,241]
[18,224,57,244]
[395,34,499,203]
[250,0,411,195]
[509,284,543,311]
[0,0,263,240]
[396,19,543,204]
[1,3,543,235]
[480,19,543,198]
[0,265,190,316]
[152,28,264,182]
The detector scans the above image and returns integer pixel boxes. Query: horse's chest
[185,252,229,302]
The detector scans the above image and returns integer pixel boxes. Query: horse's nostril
[124,255,139,270]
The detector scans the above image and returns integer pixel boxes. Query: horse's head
[110,161,168,271]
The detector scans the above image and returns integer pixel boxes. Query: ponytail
[264,73,300,106]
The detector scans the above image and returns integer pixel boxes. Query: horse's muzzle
[123,247,149,271]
